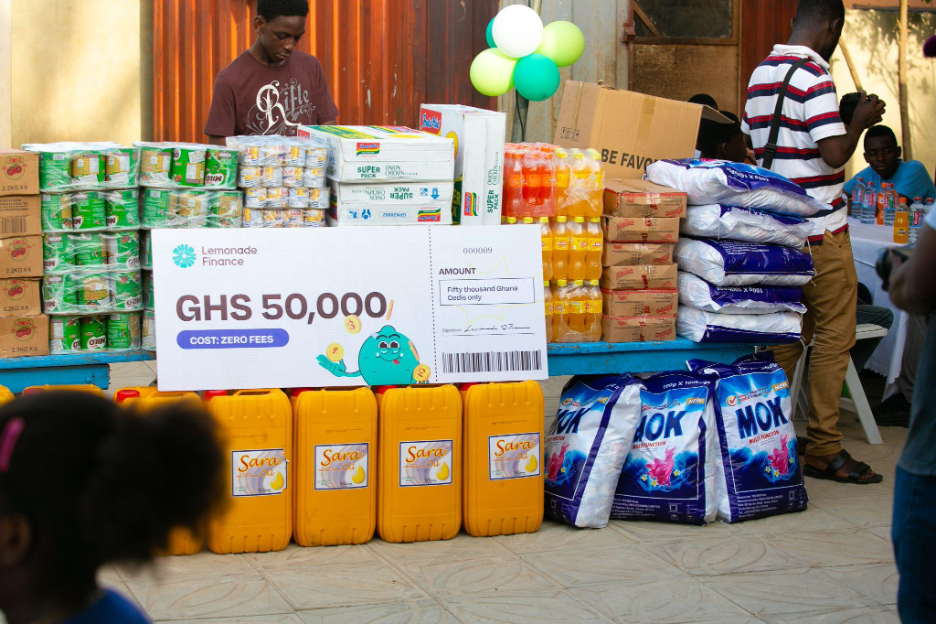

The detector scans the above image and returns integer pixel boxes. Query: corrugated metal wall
[153,0,497,142]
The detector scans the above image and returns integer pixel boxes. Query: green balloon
[470,48,517,97]
[513,53,560,102]
[535,21,585,68]
[486,18,496,48]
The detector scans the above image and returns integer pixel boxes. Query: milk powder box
[298,125,455,183]
[326,179,453,226]
[418,104,506,226]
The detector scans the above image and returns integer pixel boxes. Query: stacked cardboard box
[599,179,684,343]
[0,151,48,357]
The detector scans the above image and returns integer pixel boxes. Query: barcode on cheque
[1,218,27,234]
[442,350,543,374]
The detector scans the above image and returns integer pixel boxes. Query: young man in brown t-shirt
[204,0,339,143]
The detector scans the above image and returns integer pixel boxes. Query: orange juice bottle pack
[544,281,553,343]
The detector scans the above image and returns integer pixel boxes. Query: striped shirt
[742,45,847,239]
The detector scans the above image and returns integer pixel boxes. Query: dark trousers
[892,466,936,622]
[850,305,894,372]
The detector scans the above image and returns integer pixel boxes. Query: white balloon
[492,5,544,59]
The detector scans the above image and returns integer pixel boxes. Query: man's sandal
[802,449,883,484]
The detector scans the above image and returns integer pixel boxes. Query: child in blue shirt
[844,125,936,206]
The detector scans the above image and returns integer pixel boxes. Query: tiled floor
[100,373,911,621]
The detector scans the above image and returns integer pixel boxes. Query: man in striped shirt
[742,0,885,485]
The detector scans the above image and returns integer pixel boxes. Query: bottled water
[883,185,897,227]
[861,182,877,225]
[909,197,925,245]
[854,177,865,220]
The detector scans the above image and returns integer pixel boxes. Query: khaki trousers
[772,229,858,456]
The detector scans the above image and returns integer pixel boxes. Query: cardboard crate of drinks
[50,312,143,354]
[22,143,140,192]
[134,142,237,190]
[140,188,243,229]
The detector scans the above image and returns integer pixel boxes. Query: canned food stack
[502,144,604,343]
[227,135,329,228]
[23,142,140,192]
[599,179,685,343]
[142,270,155,352]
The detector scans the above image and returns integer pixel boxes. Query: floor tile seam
[436,587,616,623]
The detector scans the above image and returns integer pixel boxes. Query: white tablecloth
[847,218,909,387]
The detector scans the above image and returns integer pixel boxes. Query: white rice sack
[675,238,815,287]
[681,204,812,248]
[611,372,718,525]
[545,375,643,528]
[646,159,828,217]
[677,305,803,344]
[678,272,807,315]
[688,355,808,523]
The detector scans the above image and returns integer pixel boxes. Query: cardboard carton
[604,178,687,218]
[419,105,506,225]
[0,278,42,316]
[600,264,678,290]
[602,242,675,267]
[601,289,679,317]
[601,315,676,343]
[0,195,42,238]
[299,125,455,183]
[554,82,730,180]
[0,150,40,196]
[0,314,49,358]
[327,179,453,226]
[0,236,43,278]
[604,216,680,244]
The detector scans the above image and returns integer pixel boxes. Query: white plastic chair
[789,323,885,445]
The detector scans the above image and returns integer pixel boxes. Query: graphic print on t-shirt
[246,78,318,135]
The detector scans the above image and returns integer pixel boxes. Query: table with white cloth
[847,217,908,392]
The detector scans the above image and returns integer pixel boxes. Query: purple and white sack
[677,305,802,344]
[611,372,717,525]
[678,272,807,315]
[675,238,815,287]
[545,375,643,528]
[681,204,812,248]
[646,159,827,217]
[689,355,808,522]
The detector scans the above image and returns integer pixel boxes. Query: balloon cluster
[470,5,585,102]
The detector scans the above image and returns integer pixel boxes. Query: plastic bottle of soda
[551,280,570,342]
[583,149,604,218]
[538,147,557,217]
[504,216,518,226]
[567,280,586,338]
[584,280,602,342]
[586,218,603,281]
[884,185,897,227]
[544,281,553,343]
[909,197,924,245]
[568,217,588,281]
[522,150,542,217]
[503,151,523,218]
[551,216,570,280]
[894,200,910,244]
[555,149,571,216]
[539,217,553,281]
[569,151,588,217]
[877,183,887,225]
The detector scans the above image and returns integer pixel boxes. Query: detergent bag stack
[646,160,819,344]
[545,353,807,527]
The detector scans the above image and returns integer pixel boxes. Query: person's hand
[890,248,906,270]
[852,92,886,130]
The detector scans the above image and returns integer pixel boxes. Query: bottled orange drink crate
[376,385,461,543]
[292,387,377,547]
[206,389,292,554]
[460,382,544,537]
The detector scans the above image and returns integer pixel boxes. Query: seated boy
[843,124,936,206]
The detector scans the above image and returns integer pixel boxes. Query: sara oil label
[232,449,287,497]
[489,433,541,480]
[314,443,369,490]
[399,440,453,487]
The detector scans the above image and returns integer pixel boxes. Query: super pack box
[327,179,453,226]
[604,178,686,218]
[604,216,680,244]
[0,150,40,196]
[0,278,42,316]
[601,289,678,317]
[299,125,455,183]
[600,264,678,290]
[0,195,42,238]
[602,242,675,267]
[0,314,49,358]
[601,315,676,343]
[554,81,731,180]
[0,236,43,278]
[419,104,506,225]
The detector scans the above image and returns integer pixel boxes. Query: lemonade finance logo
[173,244,197,268]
